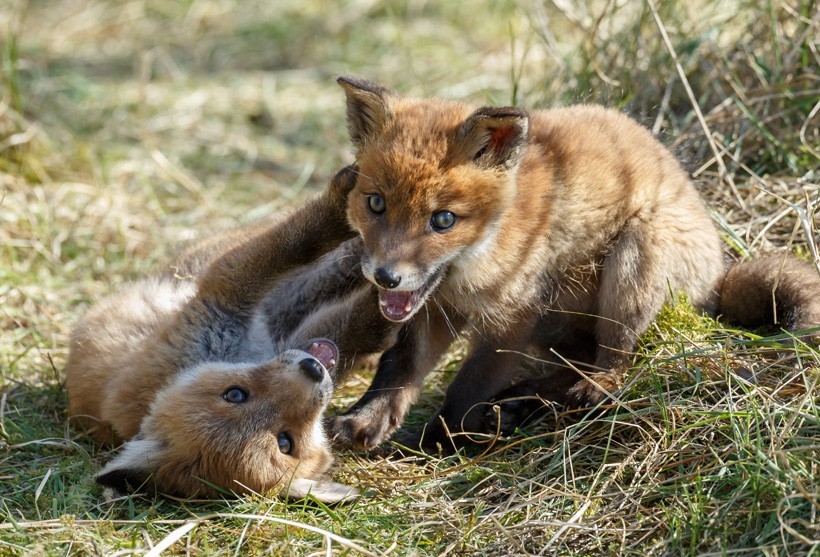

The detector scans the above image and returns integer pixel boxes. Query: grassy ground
[1,0,818,554]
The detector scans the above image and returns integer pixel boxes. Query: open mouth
[304,338,339,371]
[377,271,444,322]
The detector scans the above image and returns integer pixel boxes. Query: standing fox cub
[329,76,820,451]
[66,166,394,500]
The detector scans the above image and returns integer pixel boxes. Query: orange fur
[67,166,395,500]
[329,77,820,452]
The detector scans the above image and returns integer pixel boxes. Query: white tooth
[379,299,388,306]
[405,303,412,312]
[329,359,336,366]
[311,342,318,348]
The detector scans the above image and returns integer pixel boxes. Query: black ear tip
[336,75,367,88]
[336,76,391,96]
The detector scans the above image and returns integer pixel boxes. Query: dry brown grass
[1,0,818,555]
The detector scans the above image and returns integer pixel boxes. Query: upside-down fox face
[96,339,357,502]
[340,76,530,323]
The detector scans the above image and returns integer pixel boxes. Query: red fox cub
[328,76,820,452]
[66,166,394,500]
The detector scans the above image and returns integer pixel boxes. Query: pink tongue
[380,290,416,321]
[305,339,339,369]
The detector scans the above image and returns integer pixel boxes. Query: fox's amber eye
[367,194,386,214]
[222,386,248,403]
[278,432,293,454]
[431,210,456,231]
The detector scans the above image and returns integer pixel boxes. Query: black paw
[415,415,460,456]
[478,378,568,436]
[481,398,548,437]
[397,413,481,456]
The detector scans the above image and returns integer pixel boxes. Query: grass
[1,0,818,554]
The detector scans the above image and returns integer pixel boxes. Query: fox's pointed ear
[458,107,529,170]
[285,477,360,504]
[337,76,394,154]
[95,436,164,494]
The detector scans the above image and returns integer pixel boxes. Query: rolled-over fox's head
[338,76,530,323]
[96,339,357,503]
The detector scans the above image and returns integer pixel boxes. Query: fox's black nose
[374,266,401,289]
[299,358,325,382]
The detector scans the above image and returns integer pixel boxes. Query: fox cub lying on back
[66,166,394,500]
[329,76,820,452]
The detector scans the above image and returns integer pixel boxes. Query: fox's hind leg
[567,208,723,407]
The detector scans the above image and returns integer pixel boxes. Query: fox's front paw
[411,415,458,455]
[329,398,403,451]
[479,378,570,436]
[481,397,547,437]
[415,409,492,455]
[565,371,621,408]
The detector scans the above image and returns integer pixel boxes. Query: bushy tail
[720,254,820,342]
